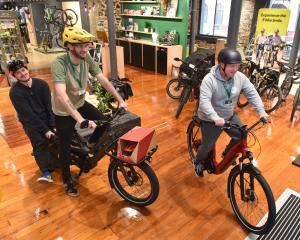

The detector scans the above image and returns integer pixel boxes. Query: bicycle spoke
[233,172,270,228]
[116,165,152,199]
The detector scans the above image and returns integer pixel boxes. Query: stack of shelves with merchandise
[0,10,26,86]
[119,0,188,50]
[0,11,25,63]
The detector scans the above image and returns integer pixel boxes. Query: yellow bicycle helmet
[63,26,94,44]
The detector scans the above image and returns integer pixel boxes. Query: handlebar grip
[80,119,89,129]
[260,116,269,124]
[50,135,60,144]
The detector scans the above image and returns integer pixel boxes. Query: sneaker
[64,182,80,197]
[37,171,53,183]
[192,158,204,177]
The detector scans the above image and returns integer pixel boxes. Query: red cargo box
[117,127,157,163]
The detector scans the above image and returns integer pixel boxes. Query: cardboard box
[117,127,157,164]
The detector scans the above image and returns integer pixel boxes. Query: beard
[70,48,86,60]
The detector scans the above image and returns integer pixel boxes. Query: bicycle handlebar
[222,117,269,132]
[80,106,126,129]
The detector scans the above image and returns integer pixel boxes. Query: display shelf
[121,29,153,35]
[120,14,182,20]
[0,10,25,63]
[120,1,158,3]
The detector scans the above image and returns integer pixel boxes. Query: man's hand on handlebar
[119,100,128,109]
[79,119,97,129]
[259,113,271,124]
[45,130,55,139]
[213,117,225,127]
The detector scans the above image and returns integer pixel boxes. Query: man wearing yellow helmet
[51,26,127,197]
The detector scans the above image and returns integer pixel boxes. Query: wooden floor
[1,66,300,240]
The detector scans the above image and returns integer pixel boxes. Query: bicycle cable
[247,123,266,161]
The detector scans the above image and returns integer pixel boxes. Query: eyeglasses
[72,43,91,49]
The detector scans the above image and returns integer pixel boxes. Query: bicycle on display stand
[237,57,282,113]
[186,115,276,235]
[166,49,215,118]
[40,6,78,51]
[278,59,300,101]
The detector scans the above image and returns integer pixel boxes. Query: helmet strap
[220,63,229,79]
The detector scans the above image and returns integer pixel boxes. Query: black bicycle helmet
[7,60,27,75]
[218,48,242,64]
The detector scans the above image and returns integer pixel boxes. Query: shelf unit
[120,14,182,20]
[0,11,25,62]
[119,0,189,58]
[120,29,153,35]
[120,1,159,3]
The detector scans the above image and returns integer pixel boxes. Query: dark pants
[196,113,243,164]
[55,101,105,183]
[24,126,54,173]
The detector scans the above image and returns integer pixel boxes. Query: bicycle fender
[108,160,117,189]
[186,120,194,134]
[227,164,261,198]
[186,116,201,134]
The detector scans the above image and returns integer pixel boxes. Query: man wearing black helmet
[192,48,269,177]
[8,60,55,182]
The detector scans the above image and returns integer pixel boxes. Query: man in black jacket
[8,60,55,182]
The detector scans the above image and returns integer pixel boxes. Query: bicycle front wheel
[63,9,78,26]
[166,78,184,99]
[175,85,191,118]
[290,87,300,122]
[260,84,282,113]
[228,165,276,235]
[108,161,159,206]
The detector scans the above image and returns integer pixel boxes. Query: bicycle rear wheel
[108,161,159,206]
[290,87,300,122]
[187,120,201,160]
[259,84,282,113]
[166,78,184,99]
[175,85,191,118]
[228,165,276,235]
[55,34,64,49]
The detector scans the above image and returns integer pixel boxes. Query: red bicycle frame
[201,119,264,175]
[211,137,248,174]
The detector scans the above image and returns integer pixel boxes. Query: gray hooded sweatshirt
[197,65,266,121]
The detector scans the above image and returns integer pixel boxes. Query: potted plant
[94,83,114,116]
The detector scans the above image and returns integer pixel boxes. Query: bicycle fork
[238,151,261,201]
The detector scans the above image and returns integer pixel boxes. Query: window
[201,3,208,25]
[199,0,232,37]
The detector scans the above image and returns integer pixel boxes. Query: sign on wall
[256,8,291,36]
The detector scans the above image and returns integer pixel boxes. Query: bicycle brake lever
[222,121,231,129]
[118,107,126,115]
